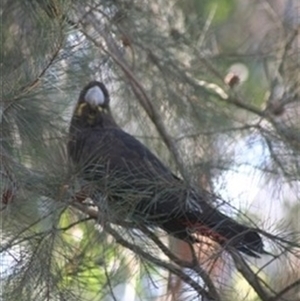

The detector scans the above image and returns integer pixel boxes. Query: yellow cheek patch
[75,103,106,116]
[75,103,88,116]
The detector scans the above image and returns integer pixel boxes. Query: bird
[68,81,265,258]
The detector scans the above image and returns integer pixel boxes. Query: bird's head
[75,81,110,118]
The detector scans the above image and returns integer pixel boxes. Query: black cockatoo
[68,81,265,257]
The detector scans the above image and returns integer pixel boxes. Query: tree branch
[230,250,272,301]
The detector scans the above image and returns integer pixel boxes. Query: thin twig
[230,250,272,301]
[104,223,217,301]
[270,278,300,301]
[139,225,220,300]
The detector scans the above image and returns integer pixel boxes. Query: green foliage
[204,0,235,24]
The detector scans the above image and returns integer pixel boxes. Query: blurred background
[1,0,299,300]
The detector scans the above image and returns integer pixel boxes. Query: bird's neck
[70,103,117,133]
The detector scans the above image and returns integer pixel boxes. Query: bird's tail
[190,209,265,257]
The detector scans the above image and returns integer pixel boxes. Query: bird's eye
[84,86,105,106]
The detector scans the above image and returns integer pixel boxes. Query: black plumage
[68,81,265,257]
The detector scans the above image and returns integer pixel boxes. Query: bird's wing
[70,126,220,218]
[69,126,264,257]
[71,126,177,182]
